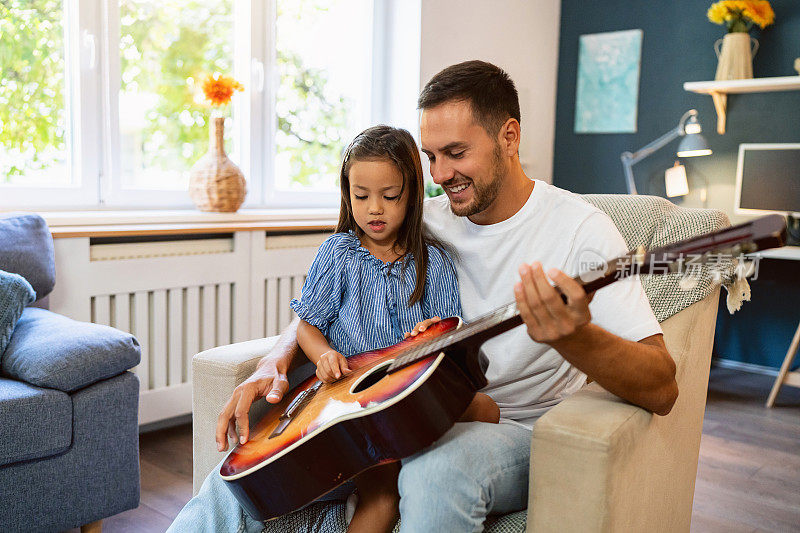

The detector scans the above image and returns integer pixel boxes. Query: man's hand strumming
[215,357,290,451]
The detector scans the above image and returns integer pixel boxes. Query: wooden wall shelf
[683,76,800,134]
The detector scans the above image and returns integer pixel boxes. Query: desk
[747,246,800,406]
[748,245,800,261]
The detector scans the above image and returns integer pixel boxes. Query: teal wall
[553,0,800,369]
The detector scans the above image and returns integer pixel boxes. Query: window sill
[38,208,338,227]
[25,208,339,239]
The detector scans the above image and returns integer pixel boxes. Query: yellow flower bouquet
[707,0,775,33]
[707,0,774,81]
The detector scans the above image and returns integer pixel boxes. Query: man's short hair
[418,60,521,137]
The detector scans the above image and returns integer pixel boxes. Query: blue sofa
[0,214,141,532]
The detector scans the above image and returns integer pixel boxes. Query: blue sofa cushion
[0,376,72,466]
[0,214,56,302]
[0,270,36,358]
[2,308,141,393]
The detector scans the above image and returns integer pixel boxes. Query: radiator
[49,230,328,425]
[261,275,306,338]
[90,284,233,390]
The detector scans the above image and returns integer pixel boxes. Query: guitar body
[220,317,477,521]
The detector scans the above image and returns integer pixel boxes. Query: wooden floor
[67,366,800,532]
[690,367,800,533]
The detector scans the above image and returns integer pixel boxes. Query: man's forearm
[257,317,308,374]
[551,325,678,415]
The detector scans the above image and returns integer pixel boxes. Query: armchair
[0,214,141,533]
[191,195,729,532]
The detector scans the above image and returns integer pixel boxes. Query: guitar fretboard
[386,302,519,372]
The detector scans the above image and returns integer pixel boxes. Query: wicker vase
[714,32,759,81]
[188,116,246,212]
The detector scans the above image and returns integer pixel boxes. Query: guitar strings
[388,227,773,373]
[388,302,518,371]
[389,254,628,371]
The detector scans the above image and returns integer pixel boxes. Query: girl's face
[348,159,409,250]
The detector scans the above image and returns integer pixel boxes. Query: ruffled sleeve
[421,245,462,320]
[290,233,351,335]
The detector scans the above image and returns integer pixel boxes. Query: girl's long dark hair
[337,125,447,307]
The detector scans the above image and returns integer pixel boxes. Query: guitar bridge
[268,380,323,439]
[269,418,293,439]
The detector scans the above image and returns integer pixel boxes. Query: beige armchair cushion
[529,287,720,532]
[192,337,279,494]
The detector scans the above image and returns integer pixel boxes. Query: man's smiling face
[420,100,506,219]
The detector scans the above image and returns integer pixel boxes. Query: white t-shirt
[423,179,663,428]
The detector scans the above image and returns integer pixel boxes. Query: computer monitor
[735,143,800,217]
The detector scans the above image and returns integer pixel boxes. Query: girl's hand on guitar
[514,262,592,345]
[316,350,351,383]
[404,316,441,338]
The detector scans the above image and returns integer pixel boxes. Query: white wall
[419,0,561,183]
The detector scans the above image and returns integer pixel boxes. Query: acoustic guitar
[220,214,787,521]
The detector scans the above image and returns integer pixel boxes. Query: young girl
[289,125,499,532]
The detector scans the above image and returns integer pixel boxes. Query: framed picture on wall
[574,29,643,134]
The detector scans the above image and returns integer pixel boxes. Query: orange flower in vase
[188,74,247,212]
[202,74,244,107]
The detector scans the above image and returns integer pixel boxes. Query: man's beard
[448,144,505,218]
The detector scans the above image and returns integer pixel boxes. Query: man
[171,61,677,532]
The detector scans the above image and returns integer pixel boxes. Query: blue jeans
[398,421,530,532]
[168,421,531,532]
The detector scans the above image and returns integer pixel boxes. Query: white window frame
[100,0,245,208]
[259,0,374,208]
[0,1,101,209]
[1,0,410,211]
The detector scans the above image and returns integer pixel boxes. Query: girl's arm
[298,320,351,382]
[297,319,333,364]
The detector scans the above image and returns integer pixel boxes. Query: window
[0,0,416,209]
[117,0,235,192]
[274,0,372,193]
[0,0,70,187]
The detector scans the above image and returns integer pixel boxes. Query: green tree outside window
[2,0,358,193]
[0,0,67,184]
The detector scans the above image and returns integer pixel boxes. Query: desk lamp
[620,109,712,195]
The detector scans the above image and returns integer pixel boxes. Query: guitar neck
[387,214,787,373]
[386,301,523,373]
[386,263,618,374]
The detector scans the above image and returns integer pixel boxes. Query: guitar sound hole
[351,361,392,394]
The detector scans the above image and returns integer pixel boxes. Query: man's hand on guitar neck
[216,318,301,452]
[513,262,592,344]
[513,261,678,416]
